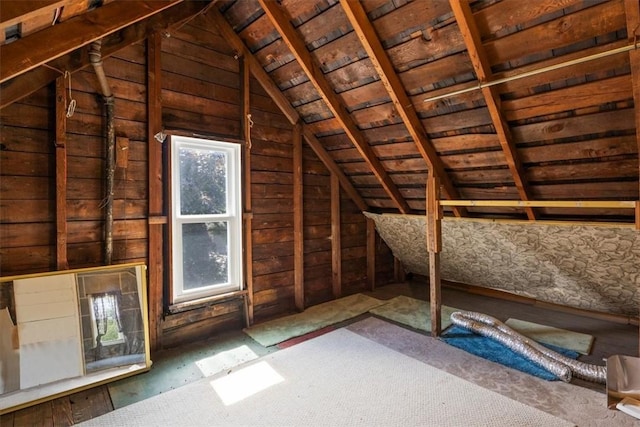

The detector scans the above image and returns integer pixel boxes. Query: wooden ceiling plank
[0,0,66,29]
[257,0,411,214]
[0,0,183,84]
[207,8,368,212]
[449,0,536,220]
[340,0,467,218]
[0,1,206,109]
[624,0,640,205]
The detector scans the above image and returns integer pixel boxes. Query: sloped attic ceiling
[1,0,639,222]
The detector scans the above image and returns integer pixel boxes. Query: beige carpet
[369,295,458,332]
[349,317,636,427]
[81,327,572,427]
[243,293,383,346]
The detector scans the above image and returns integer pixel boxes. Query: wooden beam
[449,0,536,220]
[1,1,207,109]
[625,0,640,239]
[293,122,304,311]
[440,200,637,208]
[340,0,466,218]
[240,56,254,326]
[427,172,442,337]
[147,32,164,351]
[258,0,411,214]
[207,8,368,212]
[55,75,68,270]
[331,173,342,299]
[1,0,183,84]
[366,217,376,291]
[0,1,66,30]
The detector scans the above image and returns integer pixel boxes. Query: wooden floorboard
[1,281,637,425]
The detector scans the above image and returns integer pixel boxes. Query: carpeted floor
[80,325,573,427]
[349,317,636,427]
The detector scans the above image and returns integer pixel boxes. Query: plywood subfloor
[1,281,637,425]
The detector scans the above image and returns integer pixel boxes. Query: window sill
[167,289,248,315]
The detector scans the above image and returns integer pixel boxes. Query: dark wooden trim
[293,122,304,311]
[331,173,342,299]
[55,76,68,270]
[147,32,164,351]
[168,289,248,314]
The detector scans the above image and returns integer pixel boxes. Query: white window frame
[170,136,243,304]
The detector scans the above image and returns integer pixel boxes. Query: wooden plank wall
[0,13,395,348]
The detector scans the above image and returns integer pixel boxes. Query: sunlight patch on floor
[210,361,284,405]
[195,344,258,377]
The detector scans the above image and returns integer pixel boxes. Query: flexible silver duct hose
[449,311,607,383]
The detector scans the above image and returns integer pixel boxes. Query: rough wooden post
[293,121,304,311]
[241,56,254,326]
[55,76,69,270]
[427,171,443,337]
[147,32,163,351]
[331,173,342,299]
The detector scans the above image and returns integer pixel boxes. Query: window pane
[181,222,229,290]
[179,147,227,215]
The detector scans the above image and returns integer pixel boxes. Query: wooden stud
[340,0,466,218]
[366,217,376,291]
[240,56,254,326]
[207,9,368,213]
[331,173,342,299]
[55,76,68,270]
[636,201,640,231]
[293,121,304,311]
[258,0,411,214]
[449,0,536,220]
[146,32,163,351]
[427,172,442,336]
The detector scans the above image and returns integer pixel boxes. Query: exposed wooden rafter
[258,0,412,214]
[625,5,640,363]
[449,0,537,220]
[624,0,640,209]
[1,0,207,109]
[0,0,183,84]
[0,1,67,31]
[206,7,368,213]
[340,0,466,218]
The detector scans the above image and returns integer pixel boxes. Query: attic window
[170,136,243,304]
